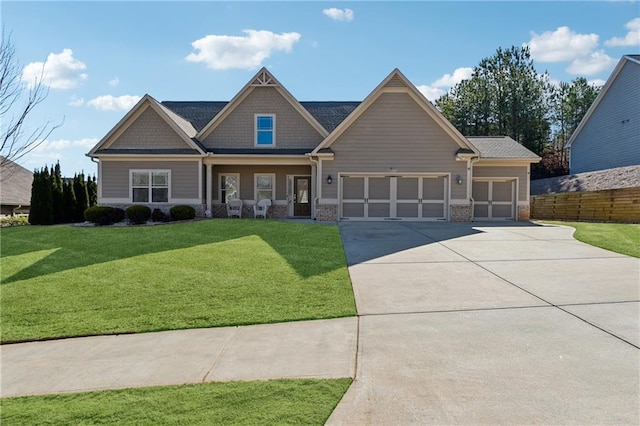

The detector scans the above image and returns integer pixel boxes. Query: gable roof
[311,68,479,155]
[0,156,33,206]
[196,67,329,140]
[567,55,640,149]
[87,95,204,157]
[160,100,361,134]
[466,136,540,160]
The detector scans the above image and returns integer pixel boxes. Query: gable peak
[250,68,278,86]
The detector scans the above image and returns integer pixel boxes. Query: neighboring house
[0,157,33,216]
[568,55,640,174]
[88,68,540,221]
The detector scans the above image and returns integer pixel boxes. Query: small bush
[83,206,126,226]
[1,215,30,227]
[169,205,196,221]
[126,205,151,225]
[108,208,126,224]
[151,208,167,222]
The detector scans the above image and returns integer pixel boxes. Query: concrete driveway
[328,221,639,425]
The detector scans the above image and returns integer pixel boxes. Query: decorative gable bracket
[250,69,278,86]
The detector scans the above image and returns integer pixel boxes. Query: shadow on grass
[1,220,347,284]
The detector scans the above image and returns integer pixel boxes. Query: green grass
[0,220,356,343]
[0,378,352,425]
[544,221,640,258]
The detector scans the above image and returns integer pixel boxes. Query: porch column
[206,163,213,213]
[310,162,317,219]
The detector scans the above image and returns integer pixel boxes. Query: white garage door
[472,179,516,220]
[340,174,448,220]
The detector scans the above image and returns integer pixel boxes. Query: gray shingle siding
[570,60,640,173]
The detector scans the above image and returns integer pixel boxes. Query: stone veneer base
[518,205,531,221]
[450,204,473,222]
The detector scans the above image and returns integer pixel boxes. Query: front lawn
[544,221,640,258]
[0,220,356,343]
[0,378,351,425]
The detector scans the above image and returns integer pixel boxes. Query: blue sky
[4,1,639,176]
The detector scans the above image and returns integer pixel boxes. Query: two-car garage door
[340,174,448,220]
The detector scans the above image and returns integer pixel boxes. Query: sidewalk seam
[201,326,238,382]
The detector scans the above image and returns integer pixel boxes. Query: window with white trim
[219,173,240,203]
[255,174,275,201]
[255,114,275,146]
[131,170,169,203]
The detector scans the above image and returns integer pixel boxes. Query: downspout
[309,155,319,220]
[12,205,21,216]
[469,156,480,220]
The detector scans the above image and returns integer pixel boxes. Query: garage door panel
[368,203,391,218]
[368,177,390,200]
[422,203,445,218]
[472,181,489,202]
[343,177,364,199]
[423,177,445,199]
[342,203,365,218]
[492,204,512,219]
[397,203,419,218]
[492,181,512,202]
[397,177,418,200]
[474,204,489,218]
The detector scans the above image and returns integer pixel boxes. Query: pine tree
[40,166,54,225]
[63,179,77,223]
[28,169,41,225]
[87,174,98,207]
[52,162,64,223]
[73,173,89,222]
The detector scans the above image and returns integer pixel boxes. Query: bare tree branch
[0,28,63,179]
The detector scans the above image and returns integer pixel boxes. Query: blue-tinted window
[256,115,274,146]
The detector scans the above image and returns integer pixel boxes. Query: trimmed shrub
[151,208,167,222]
[108,207,126,224]
[126,205,151,225]
[84,206,126,226]
[170,205,196,221]
[1,215,30,227]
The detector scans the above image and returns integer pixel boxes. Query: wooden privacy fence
[531,187,640,223]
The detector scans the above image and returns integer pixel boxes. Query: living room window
[255,114,275,146]
[131,170,169,203]
[255,174,275,201]
[220,173,240,203]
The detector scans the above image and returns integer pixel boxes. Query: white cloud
[108,76,120,87]
[21,49,88,89]
[323,8,354,22]
[432,67,473,87]
[416,67,473,101]
[185,30,301,70]
[24,137,99,166]
[87,95,141,111]
[527,26,599,62]
[605,18,640,47]
[68,95,85,107]
[416,85,446,102]
[587,78,606,87]
[567,50,617,75]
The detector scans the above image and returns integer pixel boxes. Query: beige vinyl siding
[322,92,467,199]
[202,87,324,150]
[473,165,528,201]
[101,160,199,199]
[109,107,190,149]
[212,165,311,201]
[385,75,407,88]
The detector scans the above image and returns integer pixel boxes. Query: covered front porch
[203,156,316,219]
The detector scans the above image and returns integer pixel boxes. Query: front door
[293,177,311,216]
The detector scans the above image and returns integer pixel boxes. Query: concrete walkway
[327,221,640,425]
[1,317,357,397]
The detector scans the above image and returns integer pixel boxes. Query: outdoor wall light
[456,175,463,185]
[327,175,333,184]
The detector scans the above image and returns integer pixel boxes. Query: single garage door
[472,179,516,220]
[340,174,448,220]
